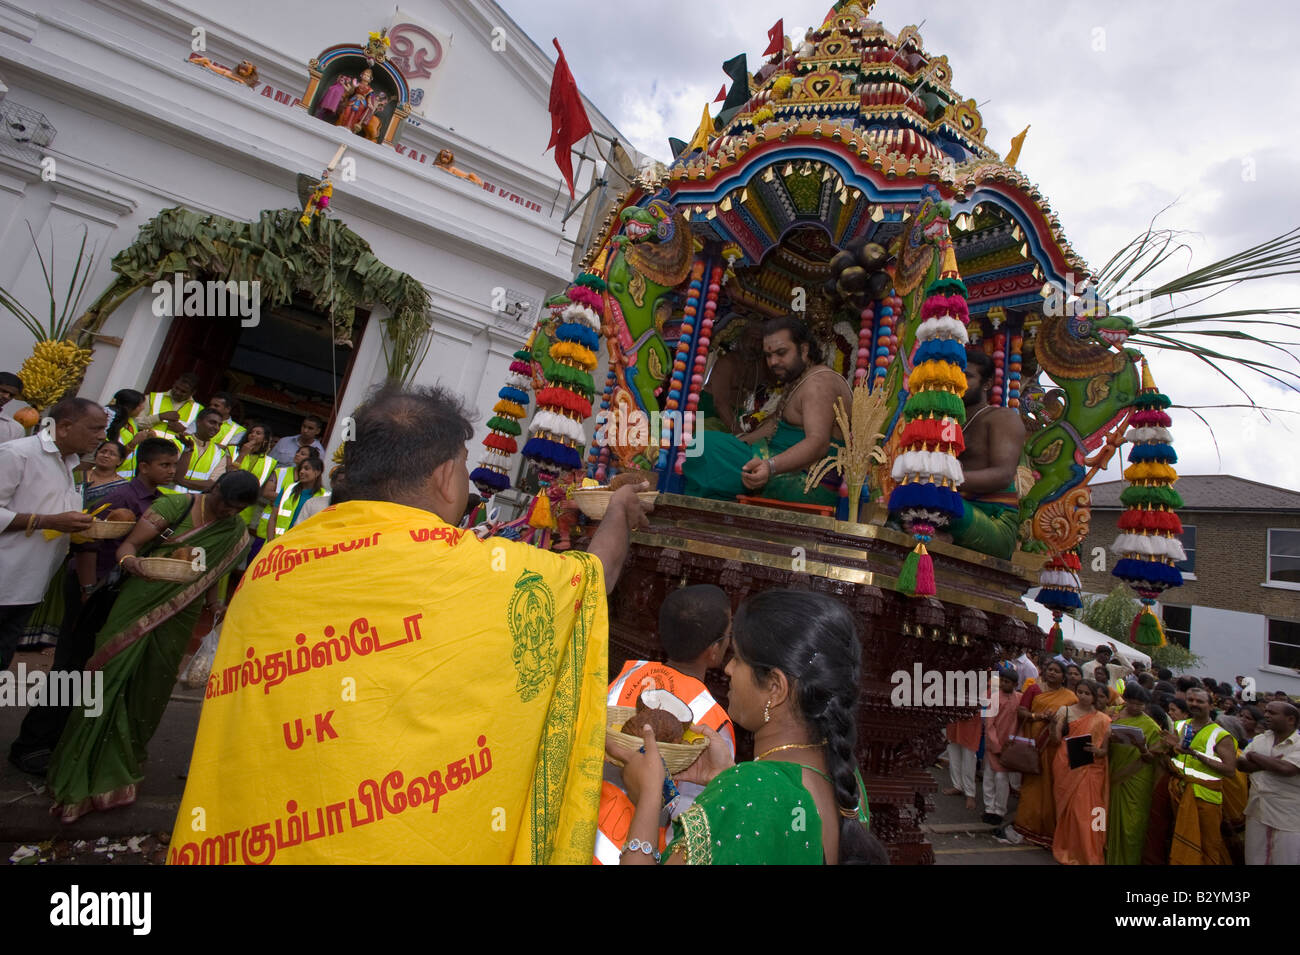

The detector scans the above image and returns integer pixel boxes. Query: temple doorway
[146,297,369,442]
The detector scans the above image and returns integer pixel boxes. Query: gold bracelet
[25,514,37,537]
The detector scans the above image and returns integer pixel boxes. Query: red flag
[713,84,727,103]
[546,38,593,198]
[823,5,837,25]
[763,19,784,56]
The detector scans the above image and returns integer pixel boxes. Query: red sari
[1051,708,1110,865]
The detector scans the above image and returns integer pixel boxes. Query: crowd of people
[1,363,1296,865]
[0,371,336,793]
[941,641,1300,865]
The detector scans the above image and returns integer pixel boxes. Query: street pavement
[925,765,1058,866]
[1,647,202,863]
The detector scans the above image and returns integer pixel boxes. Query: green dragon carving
[600,198,694,466]
[1019,309,1141,540]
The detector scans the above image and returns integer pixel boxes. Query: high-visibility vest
[214,418,246,448]
[257,481,324,540]
[236,452,276,526]
[1173,719,1229,805]
[147,392,199,438]
[165,439,229,495]
[117,418,141,478]
[594,661,735,865]
[271,466,295,501]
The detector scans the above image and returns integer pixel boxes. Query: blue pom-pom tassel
[556,322,600,350]
[1127,443,1178,464]
[888,482,965,520]
[1036,587,1083,610]
[913,338,967,367]
[499,386,529,404]
[469,467,510,493]
[1113,558,1183,588]
[522,437,582,471]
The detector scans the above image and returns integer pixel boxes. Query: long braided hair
[105,388,145,444]
[731,589,885,864]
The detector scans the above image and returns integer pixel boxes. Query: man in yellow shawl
[170,385,651,864]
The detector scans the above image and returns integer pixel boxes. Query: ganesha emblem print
[509,570,556,702]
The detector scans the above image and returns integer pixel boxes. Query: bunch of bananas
[18,339,93,411]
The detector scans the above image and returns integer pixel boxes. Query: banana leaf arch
[72,207,433,382]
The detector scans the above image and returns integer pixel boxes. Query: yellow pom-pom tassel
[528,492,554,530]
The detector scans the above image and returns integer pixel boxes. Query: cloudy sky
[501,0,1300,491]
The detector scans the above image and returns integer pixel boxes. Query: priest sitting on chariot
[683,316,852,507]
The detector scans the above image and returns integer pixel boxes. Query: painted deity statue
[316,71,356,122]
[335,68,377,134]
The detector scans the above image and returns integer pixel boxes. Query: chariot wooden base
[606,493,1044,865]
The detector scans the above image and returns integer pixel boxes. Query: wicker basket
[81,520,134,540]
[572,488,658,520]
[606,705,708,773]
[135,556,202,583]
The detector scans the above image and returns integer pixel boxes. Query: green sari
[664,761,869,864]
[1106,712,1161,865]
[46,493,249,821]
[682,420,841,506]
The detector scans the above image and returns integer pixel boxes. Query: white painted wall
[0,0,634,475]
[1184,605,1300,697]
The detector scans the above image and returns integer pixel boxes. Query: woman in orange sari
[1013,660,1077,848]
[1051,680,1110,864]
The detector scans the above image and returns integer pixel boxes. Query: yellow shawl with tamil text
[170,500,607,864]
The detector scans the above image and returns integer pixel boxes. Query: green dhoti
[950,493,1020,560]
[683,419,840,506]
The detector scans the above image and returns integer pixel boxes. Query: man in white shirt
[1013,650,1038,691]
[0,397,106,668]
[1239,700,1300,865]
[270,414,326,466]
[1092,643,1132,689]
[0,372,25,444]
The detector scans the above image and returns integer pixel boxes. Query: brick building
[1077,475,1300,696]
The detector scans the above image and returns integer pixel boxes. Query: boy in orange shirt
[595,584,734,864]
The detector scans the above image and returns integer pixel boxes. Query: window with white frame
[1268,618,1300,670]
[1163,605,1191,649]
[1176,525,1196,575]
[1267,529,1300,588]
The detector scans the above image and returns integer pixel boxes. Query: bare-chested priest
[950,349,1026,559]
[683,316,852,505]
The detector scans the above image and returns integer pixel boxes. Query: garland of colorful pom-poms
[469,341,535,498]
[853,288,903,386]
[1007,333,1023,408]
[659,257,721,476]
[587,368,617,483]
[677,259,721,477]
[888,240,970,597]
[1111,359,1185,646]
[1037,550,1083,653]
[519,273,603,535]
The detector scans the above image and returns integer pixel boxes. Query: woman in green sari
[611,590,886,865]
[1107,684,1164,864]
[47,470,259,823]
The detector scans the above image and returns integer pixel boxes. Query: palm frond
[3,223,100,342]
[1180,406,1222,469]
